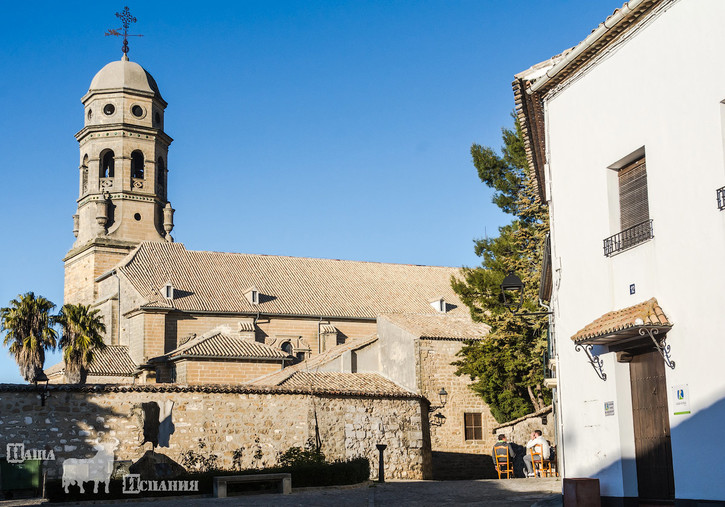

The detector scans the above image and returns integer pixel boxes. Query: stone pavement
[0,478,562,506]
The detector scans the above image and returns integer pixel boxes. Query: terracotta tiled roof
[278,371,411,396]
[380,313,489,340]
[117,242,467,319]
[571,298,672,343]
[250,334,379,386]
[45,345,136,377]
[163,326,290,361]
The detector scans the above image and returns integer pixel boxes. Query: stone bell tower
[63,53,175,306]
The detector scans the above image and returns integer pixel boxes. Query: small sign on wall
[672,384,691,415]
[604,401,615,416]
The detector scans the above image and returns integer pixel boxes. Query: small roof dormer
[429,297,447,314]
[244,286,260,306]
[163,282,174,300]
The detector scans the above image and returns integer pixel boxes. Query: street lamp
[429,387,449,412]
[33,371,51,407]
[500,271,552,317]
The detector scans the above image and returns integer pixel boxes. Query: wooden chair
[493,445,513,479]
[529,444,552,477]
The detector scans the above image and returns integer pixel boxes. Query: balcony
[717,186,725,210]
[603,219,654,257]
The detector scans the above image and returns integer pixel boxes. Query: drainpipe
[529,0,648,94]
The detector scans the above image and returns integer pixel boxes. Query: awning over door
[571,297,672,347]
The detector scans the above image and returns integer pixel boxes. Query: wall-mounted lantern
[501,271,552,317]
[34,371,51,406]
[429,387,449,412]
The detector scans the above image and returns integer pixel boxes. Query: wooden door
[629,348,675,500]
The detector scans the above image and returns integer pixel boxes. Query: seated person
[491,434,515,473]
[523,429,550,477]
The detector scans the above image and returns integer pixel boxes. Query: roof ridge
[176,245,460,270]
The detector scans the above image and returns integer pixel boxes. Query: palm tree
[0,292,58,382]
[56,303,106,384]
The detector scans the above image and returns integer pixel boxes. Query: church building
[45,49,498,478]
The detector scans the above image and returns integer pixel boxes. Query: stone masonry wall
[418,338,497,479]
[0,385,430,482]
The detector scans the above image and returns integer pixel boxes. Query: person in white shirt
[523,430,550,477]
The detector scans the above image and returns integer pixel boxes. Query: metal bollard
[376,444,387,483]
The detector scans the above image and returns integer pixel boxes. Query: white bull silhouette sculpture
[62,437,119,494]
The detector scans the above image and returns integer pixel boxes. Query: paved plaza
[0,478,561,506]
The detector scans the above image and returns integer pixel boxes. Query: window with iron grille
[604,155,653,256]
[464,413,482,440]
[618,157,649,230]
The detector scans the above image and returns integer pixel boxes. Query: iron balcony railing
[717,186,725,210]
[603,219,654,257]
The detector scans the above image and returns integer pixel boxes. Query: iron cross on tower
[105,6,143,56]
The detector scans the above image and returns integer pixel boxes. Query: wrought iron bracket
[575,343,607,381]
[639,327,675,369]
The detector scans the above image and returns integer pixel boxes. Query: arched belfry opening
[131,150,145,179]
[100,150,115,179]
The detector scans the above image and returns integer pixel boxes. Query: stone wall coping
[0,382,422,400]
[492,405,553,432]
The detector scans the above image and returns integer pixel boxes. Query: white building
[515,0,725,504]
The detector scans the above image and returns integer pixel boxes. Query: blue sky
[0,1,618,382]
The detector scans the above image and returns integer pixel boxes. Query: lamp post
[376,444,387,483]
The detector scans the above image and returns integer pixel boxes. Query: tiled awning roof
[45,345,137,377]
[571,297,672,345]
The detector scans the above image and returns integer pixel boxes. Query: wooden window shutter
[464,413,482,440]
[619,157,649,231]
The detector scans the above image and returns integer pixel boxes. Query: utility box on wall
[1,458,41,492]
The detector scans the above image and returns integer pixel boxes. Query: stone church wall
[0,385,430,482]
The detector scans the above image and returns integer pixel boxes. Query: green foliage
[452,115,551,423]
[56,303,106,384]
[278,440,326,467]
[180,441,220,472]
[0,292,57,382]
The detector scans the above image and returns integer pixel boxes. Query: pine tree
[451,116,550,423]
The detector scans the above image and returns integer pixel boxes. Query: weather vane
[105,7,143,56]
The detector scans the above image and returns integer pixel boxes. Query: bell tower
[63,53,175,306]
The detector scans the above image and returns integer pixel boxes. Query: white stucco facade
[534,0,725,502]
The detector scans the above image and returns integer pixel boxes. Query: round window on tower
[87,109,93,120]
[103,103,115,115]
[134,213,141,221]
[154,112,161,126]
[132,105,144,118]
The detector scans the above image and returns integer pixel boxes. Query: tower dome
[88,55,161,98]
